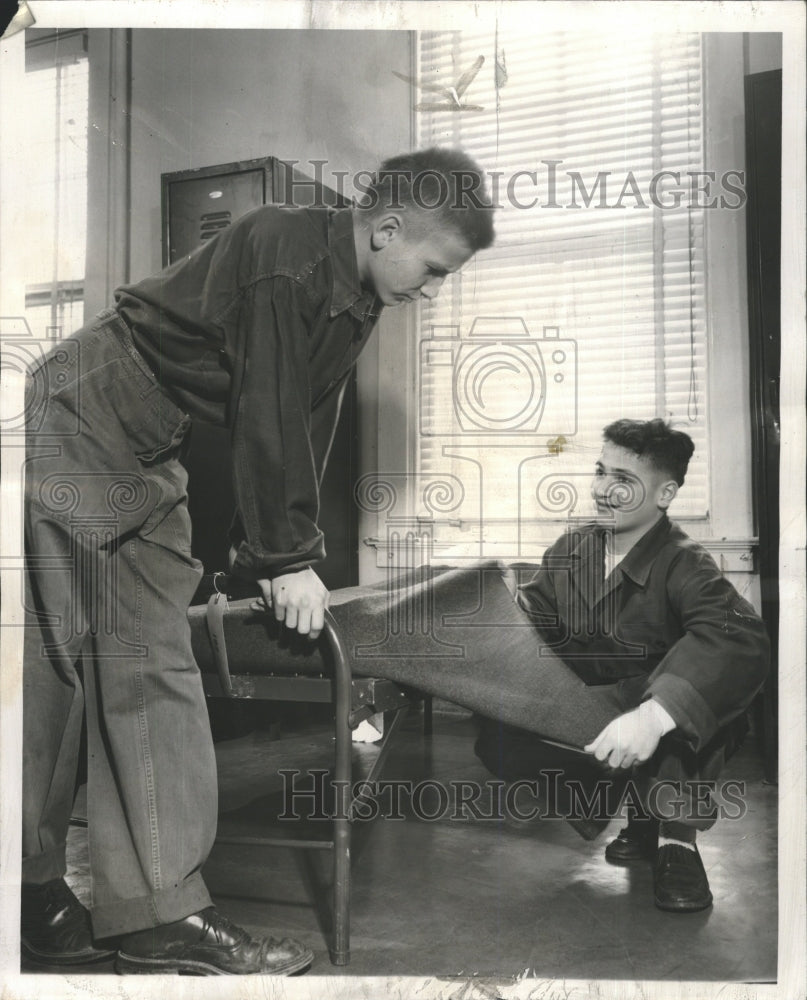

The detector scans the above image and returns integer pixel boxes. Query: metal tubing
[215,835,334,851]
[359,705,410,793]
[323,609,352,965]
[424,694,434,737]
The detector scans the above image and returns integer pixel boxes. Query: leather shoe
[21,878,116,966]
[115,907,314,975]
[653,843,713,912]
[604,815,659,864]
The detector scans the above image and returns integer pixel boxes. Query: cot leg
[330,635,352,966]
[424,695,433,737]
[331,801,350,963]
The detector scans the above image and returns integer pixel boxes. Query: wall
[125,29,411,278]
[745,32,783,74]
[699,33,758,605]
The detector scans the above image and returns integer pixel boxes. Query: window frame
[22,28,89,342]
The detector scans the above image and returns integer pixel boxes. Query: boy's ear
[657,480,679,510]
[370,213,404,251]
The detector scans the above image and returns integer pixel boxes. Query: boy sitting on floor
[475,418,769,912]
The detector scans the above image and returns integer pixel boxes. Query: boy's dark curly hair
[603,418,695,486]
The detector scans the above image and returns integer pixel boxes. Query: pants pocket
[138,457,203,571]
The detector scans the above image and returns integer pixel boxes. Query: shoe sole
[604,847,655,865]
[655,895,713,913]
[22,940,117,966]
[114,947,314,976]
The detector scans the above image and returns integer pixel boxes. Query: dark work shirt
[516,515,770,752]
[115,206,381,580]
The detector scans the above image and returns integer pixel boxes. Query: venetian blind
[414,30,708,554]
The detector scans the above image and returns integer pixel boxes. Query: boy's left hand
[585,700,676,769]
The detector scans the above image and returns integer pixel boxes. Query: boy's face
[591,441,678,537]
[363,215,473,307]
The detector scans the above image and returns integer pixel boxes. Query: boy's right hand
[584,699,676,769]
[254,567,329,640]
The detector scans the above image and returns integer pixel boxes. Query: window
[415,31,708,558]
[21,29,89,342]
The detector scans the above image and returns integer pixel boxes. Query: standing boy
[476,419,769,911]
[22,148,494,974]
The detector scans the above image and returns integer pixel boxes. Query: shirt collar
[567,515,673,586]
[613,515,673,586]
[327,207,379,324]
[567,524,607,567]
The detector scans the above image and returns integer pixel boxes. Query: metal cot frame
[200,607,430,966]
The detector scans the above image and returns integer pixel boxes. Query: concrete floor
[37,708,777,983]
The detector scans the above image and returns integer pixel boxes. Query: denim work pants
[23,310,217,937]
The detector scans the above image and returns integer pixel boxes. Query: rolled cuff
[229,537,324,581]
[90,871,213,938]
[643,673,719,752]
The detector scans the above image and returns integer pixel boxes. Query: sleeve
[514,540,568,645]
[309,374,350,485]
[643,549,771,751]
[226,277,327,581]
